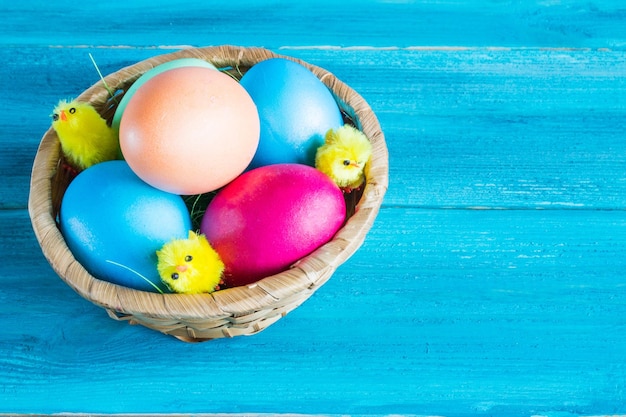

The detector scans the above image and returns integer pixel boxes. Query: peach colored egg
[119,66,260,195]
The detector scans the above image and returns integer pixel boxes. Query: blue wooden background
[2,1,626,415]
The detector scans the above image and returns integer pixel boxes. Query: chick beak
[350,162,360,168]
[176,265,188,273]
[60,110,68,121]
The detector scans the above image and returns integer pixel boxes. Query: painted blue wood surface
[2,0,626,415]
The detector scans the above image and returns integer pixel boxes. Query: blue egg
[111,58,218,134]
[59,161,192,293]
[240,58,344,169]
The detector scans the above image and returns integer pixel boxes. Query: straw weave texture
[28,45,388,342]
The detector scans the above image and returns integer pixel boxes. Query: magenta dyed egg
[200,163,346,287]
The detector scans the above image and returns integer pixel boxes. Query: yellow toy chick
[315,125,373,192]
[156,231,225,294]
[51,99,119,171]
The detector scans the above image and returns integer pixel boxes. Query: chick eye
[185,255,193,262]
[171,272,179,280]
[52,113,59,121]
[69,107,76,114]
[343,160,351,166]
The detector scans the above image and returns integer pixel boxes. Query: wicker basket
[28,45,388,342]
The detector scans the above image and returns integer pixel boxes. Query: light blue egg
[240,58,344,169]
[111,58,218,133]
[59,161,192,293]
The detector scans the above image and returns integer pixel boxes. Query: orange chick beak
[60,110,68,121]
[176,265,188,273]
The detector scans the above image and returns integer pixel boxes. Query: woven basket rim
[28,45,389,336]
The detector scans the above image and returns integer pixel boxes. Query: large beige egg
[119,66,260,195]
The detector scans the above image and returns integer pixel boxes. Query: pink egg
[200,163,346,287]
[119,66,260,195]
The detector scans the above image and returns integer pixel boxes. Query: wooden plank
[306,48,626,210]
[4,47,626,210]
[3,207,626,414]
[4,0,626,49]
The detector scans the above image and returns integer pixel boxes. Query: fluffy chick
[51,99,119,171]
[156,231,224,294]
[315,125,373,192]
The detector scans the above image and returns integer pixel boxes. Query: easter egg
[111,58,218,133]
[119,66,260,195]
[59,161,192,293]
[200,163,346,287]
[239,58,344,169]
